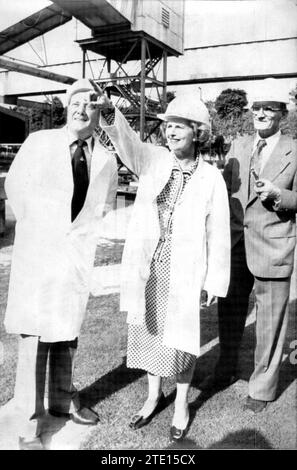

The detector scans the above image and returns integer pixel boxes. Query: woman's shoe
[129,392,166,430]
[169,416,190,442]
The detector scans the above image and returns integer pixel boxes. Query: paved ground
[0,202,296,450]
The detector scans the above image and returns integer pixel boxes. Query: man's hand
[201,290,217,307]
[254,178,281,202]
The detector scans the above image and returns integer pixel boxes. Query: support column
[162,50,168,111]
[140,37,146,141]
[82,49,86,78]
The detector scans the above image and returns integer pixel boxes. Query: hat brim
[66,85,96,105]
[157,114,195,122]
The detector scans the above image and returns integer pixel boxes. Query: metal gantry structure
[1,0,297,143]
[78,32,170,143]
[52,0,185,142]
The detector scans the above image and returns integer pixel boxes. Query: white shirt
[253,130,281,174]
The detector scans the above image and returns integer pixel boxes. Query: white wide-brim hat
[251,78,289,105]
[157,93,211,127]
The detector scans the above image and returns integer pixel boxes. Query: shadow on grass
[189,297,297,420]
[78,357,145,409]
[207,428,273,449]
[165,428,273,450]
[78,296,296,419]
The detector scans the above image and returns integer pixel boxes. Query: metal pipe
[167,72,297,86]
[0,57,75,85]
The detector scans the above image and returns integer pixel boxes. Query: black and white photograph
[0,0,296,454]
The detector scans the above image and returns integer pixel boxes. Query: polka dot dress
[127,156,199,377]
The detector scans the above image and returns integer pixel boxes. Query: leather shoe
[243,395,267,413]
[71,407,100,425]
[19,436,44,450]
[129,392,166,430]
[49,407,99,425]
[169,417,190,442]
[199,373,237,393]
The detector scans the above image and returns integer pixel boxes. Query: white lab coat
[101,109,230,355]
[4,126,118,342]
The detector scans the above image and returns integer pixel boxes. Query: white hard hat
[157,94,211,127]
[66,78,96,105]
[251,78,289,105]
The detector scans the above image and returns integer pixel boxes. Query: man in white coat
[4,79,118,449]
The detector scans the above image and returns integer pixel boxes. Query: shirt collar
[67,127,94,153]
[254,130,281,148]
[172,155,199,175]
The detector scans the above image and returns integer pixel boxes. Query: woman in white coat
[100,93,230,441]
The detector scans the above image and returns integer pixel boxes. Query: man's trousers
[216,239,290,401]
[13,335,78,438]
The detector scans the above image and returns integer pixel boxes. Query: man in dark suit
[201,79,297,413]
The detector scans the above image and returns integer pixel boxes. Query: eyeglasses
[252,105,282,114]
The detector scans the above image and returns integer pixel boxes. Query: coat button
[244,224,248,228]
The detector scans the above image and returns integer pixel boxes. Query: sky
[0,0,296,104]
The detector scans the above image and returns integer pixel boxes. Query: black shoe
[243,395,267,414]
[48,409,70,419]
[49,407,99,425]
[129,392,166,430]
[169,417,190,442]
[199,374,237,393]
[71,407,100,425]
[19,436,44,450]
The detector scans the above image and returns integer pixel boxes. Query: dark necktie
[71,140,89,222]
[249,139,267,197]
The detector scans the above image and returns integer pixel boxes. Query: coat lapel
[240,136,254,207]
[57,127,74,192]
[246,134,293,206]
[89,138,110,184]
[260,134,293,182]
[151,149,174,199]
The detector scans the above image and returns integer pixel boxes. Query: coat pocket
[267,223,296,239]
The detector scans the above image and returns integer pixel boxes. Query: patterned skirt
[126,237,196,377]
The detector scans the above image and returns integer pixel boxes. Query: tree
[206,99,254,142]
[280,109,297,139]
[209,89,251,141]
[289,83,297,106]
[51,96,66,128]
[215,88,248,118]
[13,103,50,133]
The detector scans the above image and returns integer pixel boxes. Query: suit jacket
[224,133,297,278]
[5,126,118,342]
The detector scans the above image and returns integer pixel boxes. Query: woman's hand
[201,290,217,307]
[89,80,114,112]
[96,94,114,112]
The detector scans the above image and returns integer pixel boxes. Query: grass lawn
[0,219,296,450]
